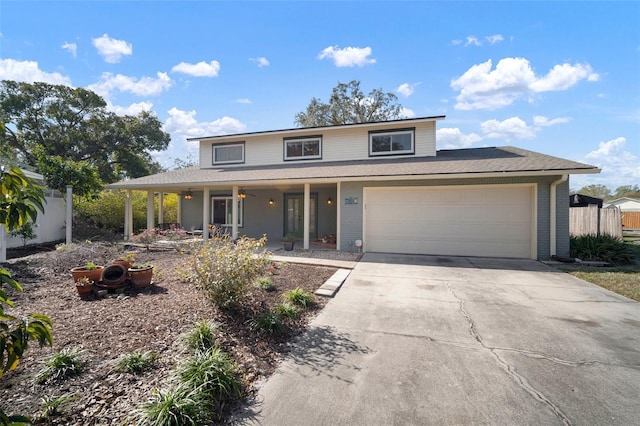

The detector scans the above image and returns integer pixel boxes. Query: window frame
[212,142,245,165]
[368,128,415,157]
[283,135,322,161]
[211,196,243,227]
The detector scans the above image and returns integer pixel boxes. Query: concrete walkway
[239,253,640,425]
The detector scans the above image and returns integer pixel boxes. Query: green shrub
[187,236,271,309]
[282,287,314,308]
[135,388,203,426]
[570,235,634,264]
[256,276,276,291]
[248,311,284,335]
[114,350,157,374]
[184,320,219,352]
[275,303,298,320]
[175,348,241,419]
[35,347,85,384]
[36,392,76,420]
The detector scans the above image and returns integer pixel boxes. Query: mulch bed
[0,244,337,424]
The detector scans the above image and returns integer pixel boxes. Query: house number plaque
[344,197,358,205]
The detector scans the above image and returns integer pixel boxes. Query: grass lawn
[564,240,640,302]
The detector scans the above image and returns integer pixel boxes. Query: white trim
[146,191,154,230]
[232,186,239,238]
[369,129,415,156]
[363,183,537,259]
[211,195,243,228]
[336,181,342,251]
[203,187,210,240]
[213,143,245,165]
[284,137,322,161]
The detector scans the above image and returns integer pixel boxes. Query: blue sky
[1,1,638,190]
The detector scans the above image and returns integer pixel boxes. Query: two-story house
[108,116,599,260]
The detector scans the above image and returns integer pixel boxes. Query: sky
[0,1,638,190]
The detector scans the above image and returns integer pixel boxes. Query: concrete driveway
[240,253,640,425]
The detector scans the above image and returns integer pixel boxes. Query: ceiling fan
[237,188,256,198]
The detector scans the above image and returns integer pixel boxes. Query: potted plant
[112,252,136,270]
[99,263,128,289]
[70,261,104,283]
[282,233,296,251]
[129,263,154,288]
[75,276,94,297]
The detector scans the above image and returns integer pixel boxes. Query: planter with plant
[70,261,104,283]
[129,263,154,288]
[75,277,94,297]
[112,252,136,270]
[282,232,296,251]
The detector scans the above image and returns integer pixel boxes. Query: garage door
[364,185,534,258]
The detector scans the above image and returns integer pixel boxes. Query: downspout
[550,174,568,257]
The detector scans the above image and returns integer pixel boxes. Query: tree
[613,185,640,199]
[577,184,612,200]
[0,165,53,423]
[294,80,404,127]
[0,80,170,197]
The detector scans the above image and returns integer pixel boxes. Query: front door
[284,193,317,239]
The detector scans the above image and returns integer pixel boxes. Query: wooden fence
[569,206,622,238]
[621,211,640,230]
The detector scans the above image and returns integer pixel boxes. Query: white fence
[569,205,623,238]
[5,190,67,249]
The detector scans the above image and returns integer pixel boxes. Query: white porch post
[176,195,182,226]
[158,192,164,225]
[66,185,73,244]
[336,181,341,251]
[125,190,133,239]
[146,190,154,230]
[303,183,310,250]
[0,225,6,263]
[232,186,239,239]
[203,187,210,241]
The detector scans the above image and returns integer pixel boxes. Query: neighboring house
[108,116,599,260]
[604,197,640,211]
[569,193,603,208]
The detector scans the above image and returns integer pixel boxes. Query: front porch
[125,182,340,251]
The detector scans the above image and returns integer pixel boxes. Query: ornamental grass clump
[184,320,219,352]
[35,347,85,384]
[570,234,634,264]
[188,235,271,309]
[114,350,158,374]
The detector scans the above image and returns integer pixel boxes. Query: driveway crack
[446,281,572,426]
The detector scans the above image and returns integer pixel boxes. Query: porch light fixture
[268,198,275,206]
[327,197,333,205]
[238,189,247,199]
[184,189,193,200]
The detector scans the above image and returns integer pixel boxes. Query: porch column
[203,187,210,241]
[125,189,133,239]
[232,186,239,239]
[146,190,154,230]
[176,195,182,226]
[303,183,310,250]
[336,181,341,251]
[158,192,164,225]
[66,185,73,244]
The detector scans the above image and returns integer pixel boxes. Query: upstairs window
[369,129,415,156]
[284,136,322,161]
[213,142,244,165]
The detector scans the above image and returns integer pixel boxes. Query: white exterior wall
[6,191,67,248]
[199,121,436,169]
[607,199,640,211]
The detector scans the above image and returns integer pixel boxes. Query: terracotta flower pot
[129,265,154,288]
[111,259,134,271]
[283,241,295,251]
[75,282,94,297]
[70,266,104,283]
[100,264,128,289]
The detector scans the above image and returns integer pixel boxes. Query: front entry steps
[315,269,351,297]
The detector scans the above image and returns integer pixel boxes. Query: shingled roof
[107,146,599,190]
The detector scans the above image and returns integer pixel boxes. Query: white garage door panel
[364,186,533,258]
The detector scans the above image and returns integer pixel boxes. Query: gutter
[550,174,568,257]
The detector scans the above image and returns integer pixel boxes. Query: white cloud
[399,107,416,119]
[465,36,481,47]
[396,82,420,97]
[318,46,376,67]
[436,128,483,149]
[163,107,247,141]
[451,57,600,110]
[485,34,504,44]
[481,117,536,140]
[107,101,154,116]
[451,39,463,46]
[235,98,252,104]
[0,58,71,85]
[533,115,571,127]
[61,42,77,58]
[249,57,269,67]
[88,72,172,98]
[578,137,640,187]
[92,34,132,63]
[171,60,220,77]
